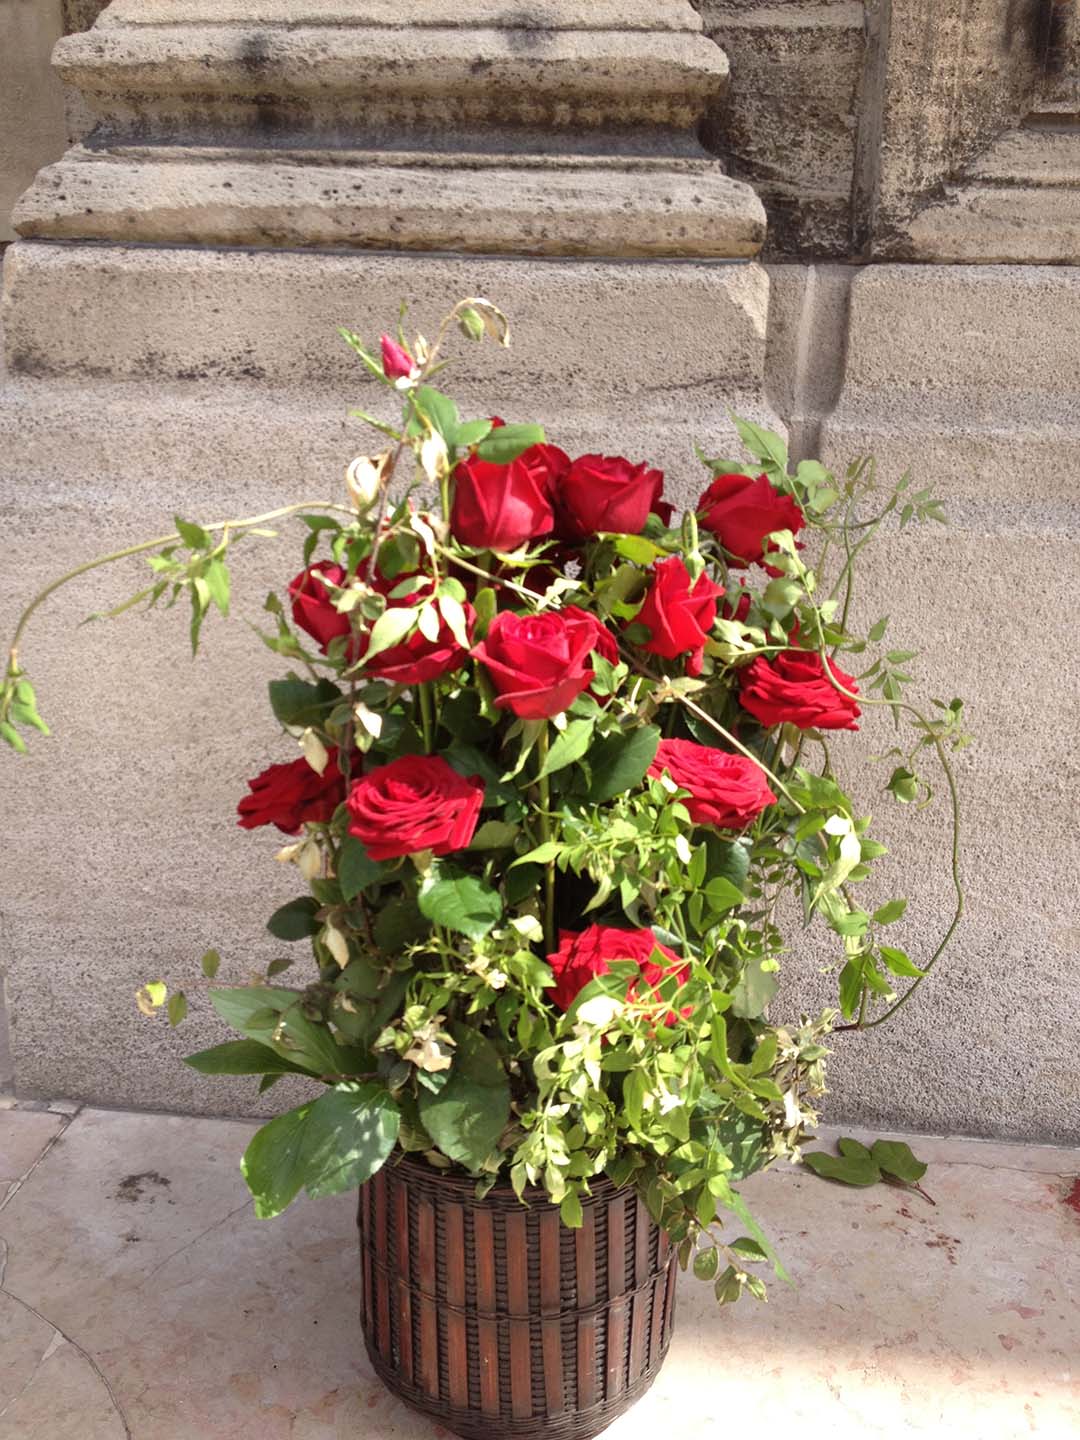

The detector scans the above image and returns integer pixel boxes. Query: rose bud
[380,333,418,382]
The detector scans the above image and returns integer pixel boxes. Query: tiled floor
[0,1102,1077,1439]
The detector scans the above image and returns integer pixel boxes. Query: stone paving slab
[0,1105,1077,1438]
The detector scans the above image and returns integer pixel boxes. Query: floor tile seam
[0,1279,133,1438]
[0,1107,82,1217]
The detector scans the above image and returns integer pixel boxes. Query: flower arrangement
[2,298,967,1305]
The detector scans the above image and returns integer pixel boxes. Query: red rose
[697,472,805,570]
[450,443,567,552]
[237,750,344,834]
[288,562,352,653]
[648,737,775,829]
[632,556,723,676]
[739,649,861,730]
[722,590,752,623]
[547,925,689,1023]
[345,754,484,861]
[380,333,416,381]
[556,454,666,542]
[472,606,618,720]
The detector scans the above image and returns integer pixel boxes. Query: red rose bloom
[450,443,567,552]
[288,562,352,653]
[697,472,805,570]
[739,649,861,731]
[345,755,484,861]
[648,738,776,829]
[237,750,345,834]
[547,925,689,1023]
[556,454,666,542]
[472,607,618,720]
[632,556,723,676]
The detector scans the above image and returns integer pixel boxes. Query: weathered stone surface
[54,21,729,137]
[867,0,1048,254]
[697,2,866,257]
[14,150,765,257]
[2,244,771,397]
[808,264,1080,1143]
[100,0,706,29]
[0,0,69,243]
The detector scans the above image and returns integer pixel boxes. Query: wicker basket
[357,1152,678,1440]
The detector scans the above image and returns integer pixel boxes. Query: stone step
[96,0,706,31]
[14,147,766,258]
[2,241,771,397]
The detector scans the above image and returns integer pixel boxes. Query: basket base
[364,1332,672,1440]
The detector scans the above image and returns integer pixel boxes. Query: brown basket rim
[383,1148,629,1208]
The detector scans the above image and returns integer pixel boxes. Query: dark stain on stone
[1064,1177,1080,1216]
[115,1171,171,1203]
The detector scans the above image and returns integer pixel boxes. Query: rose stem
[418,682,435,754]
[535,723,556,953]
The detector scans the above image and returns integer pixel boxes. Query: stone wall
[1,0,1078,1143]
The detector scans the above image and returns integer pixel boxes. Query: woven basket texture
[357,1151,678,1440]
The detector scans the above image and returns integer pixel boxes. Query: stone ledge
[14,150,765,258]
[97,0,706,30]
[54,24,729,133]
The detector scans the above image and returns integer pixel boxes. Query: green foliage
[4,293,966,1311]
[803,1136,929,1192]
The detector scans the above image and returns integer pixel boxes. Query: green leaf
[729,1237,768,1261]
[872,898,908,926]
[587,726,661,804]
[560,1191,583,1228]
[268,675,343,730]
[208,985,296,1035]
[538,718,594,778]
[267,897,321,941]
[338,836,385,901]
[418,1026,510,1170]
[475,423,545,465]
[802,1148,881,1187]
[870,1139,928,1184]
[201,948,221,979]
[240,1082,400,1218]
[167,992,188,1027]
[454,418,495,449]
[468,820,521,851]
[184,1039,317,1076]
[838,957,864,1019]
[704,835,752,891]
[879,945,925,978]
[838,1137,873,1163]
[418,864,503,939]
[731,416,788,476]
[174,514,210,550]
[611,534,667,566]
[364,607,418,663]
[412,386,459,441]
[372,893,430,951]
[704,876,745,914]
[204,557,231,617]
[730,958,778,1020]
[693,1246,719,1281]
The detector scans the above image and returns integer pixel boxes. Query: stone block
[0,0,69,242]
[810,263,1080,1144]
[14,150,766,259]
[697,2,866,256]
[99,0,706,29]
